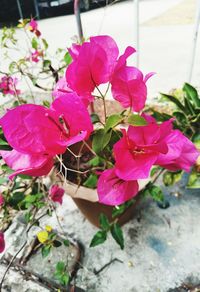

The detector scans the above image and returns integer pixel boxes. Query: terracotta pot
[50,170,149,228]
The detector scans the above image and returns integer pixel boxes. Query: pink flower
[66,35,119,96]
[0,232,5,253]
[49,184,64,205]
[53,77,93,107]
[27,50,43,63]
[0,76,21,96]
[0,94,93,179]
[0,150,54,180]
[97,168,139,205]
[114,121,171,180]
[0,194,4,206]
[111,48,154,112]
[142,114,199,172]
[51,92,93,141]
[156,130,199,172]
[28,19,41,37]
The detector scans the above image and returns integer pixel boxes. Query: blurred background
[0,0,200,98]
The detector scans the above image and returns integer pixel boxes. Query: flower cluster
[0,76,21,96]
[0,35,199,211]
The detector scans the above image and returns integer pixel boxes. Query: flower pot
[51,170,149,228]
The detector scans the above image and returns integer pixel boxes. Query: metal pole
[188,0,200,82]
[33,0,40,19]
[16,0,23,19]
[133,0,139,67]
[74,0,84,42]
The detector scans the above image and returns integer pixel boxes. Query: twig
[93,258,123,275]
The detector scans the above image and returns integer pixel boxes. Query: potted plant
[0,20,199,258]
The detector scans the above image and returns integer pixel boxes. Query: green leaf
[163,171,183,186]
[148,185,164,202]
[31,37,38,49]
[43,59,51,68]
[24,211,33,223]
[184,97,195,115]
[53,240,62,248]
[127,114,147,126]
[56,261,65,273]
[1,164,13,174]
[192,133,200,149]
[60,273,69,286]
[99,213,110,231]
[90,113,100,124]
[105,114,122,132]
[90,230,107,247]
[8,192,25,209]
[88,156,104,167]
[43,100,50,108]
[150,166,162,177]
[151,110,172,122]
[187,170,200,188]
[183,83,200,107]
[63,52,72,65]
[110,223,124,250]
[41,245,51,258]
[173,111,187,125]
[161,93,186,113]
[63,239,70,247]
[0,138,8,146]
[112,199,135,218]
[92,129,112,154]
[42,38,49,50]
[0,177,8,184]
[83,173,98,189]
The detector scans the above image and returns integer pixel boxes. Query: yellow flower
[37,230,49,244]
[45,225,52,232]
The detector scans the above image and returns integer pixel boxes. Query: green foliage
[104,114,123,132]
[31,37,38,50]
[83,173,98,188]
[54,261,69,286]
[99,213,110,231]
[110,223,124,250]
[112,199,135,218]
[147,184,164,202]
[127,114,147,126]
[63,52,72,65]
[92,128,112,155]
[163,171,183,186]
[90,213,125,249]
[187,170,200,189]
[90,113,100,124]
[90,230,107,247]
[41,245,51,258]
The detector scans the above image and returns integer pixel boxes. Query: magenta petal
[111,66,147,112]
[144,72,156,83]
[68,43,82,60]
[49,184,64,205]
[114,46,136,72]
[52,77,72,98]
[0,104,68,155]
[51,92,93,141]
[66,35,119,95]
[0,232,5,253]
[97,168,139,206]
[156,130,199,172]
[0,150,54,179]
[114,135,158,180]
